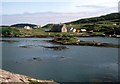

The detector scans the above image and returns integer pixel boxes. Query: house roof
[51,24,64,32]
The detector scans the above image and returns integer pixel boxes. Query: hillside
[41,13,120,35]
[66,13,120,24]
[65,13,120,35]
[10,23,38,28]
[42,24,54,29]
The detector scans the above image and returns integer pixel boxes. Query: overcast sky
[1,0,120,26]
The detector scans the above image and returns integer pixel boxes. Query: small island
[49,36,120,48]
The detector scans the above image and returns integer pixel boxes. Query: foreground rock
[0,69,58,84]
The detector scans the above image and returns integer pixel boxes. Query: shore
[1,34,120,38]
[0,69,58,84]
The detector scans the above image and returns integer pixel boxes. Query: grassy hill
[10,23,38,28]
[65,13,120,35]
[66,13,120,24]
[42,24,54,29]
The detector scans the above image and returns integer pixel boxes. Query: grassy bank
[0,27,113,38]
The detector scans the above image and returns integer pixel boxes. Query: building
[24,26,32,29]
[51,24,67,32]
[69,27,76,32]
[81,29,87,32]
[76,30,80,33]
[113,23,117,26]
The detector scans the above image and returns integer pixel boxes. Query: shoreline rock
[42,46,68,50]
[1,34,120,38]
[0,40,18,43]
[0,69,58,84]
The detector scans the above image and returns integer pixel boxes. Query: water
[1,37,119,82]
[79,37,119,44]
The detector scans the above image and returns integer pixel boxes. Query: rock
[42,46,68,50]
[33,58,37,60]
[0,69,58,84]
[56,56,65,59]
[0,40,18,43]
[97,42,102,46]
[32,57,42,61]
[19,45,32,48]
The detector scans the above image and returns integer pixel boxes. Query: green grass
[1,21,120,38]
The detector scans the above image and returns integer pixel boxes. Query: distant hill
[0,25,10,27]
[66,13,120,24]
[42,24,54,29]
[42,13,120,28]
[10,23,38,28]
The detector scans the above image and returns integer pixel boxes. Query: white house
[24,26,32,29]
[81,29,86,32]
[69,27,76,32]
[73,29,76,32]
[113,23,117,26]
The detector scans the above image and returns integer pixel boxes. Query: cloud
[76,5,108,9]
[1,12,102,26]
[1,0,119,25]
[75,4,118,13]
[119,1,120,12]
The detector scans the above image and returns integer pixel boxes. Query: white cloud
[2,0,119,3]
[1,11,115,26]
[0,12,95,25]
[1,0,119,25]
[1,0,119,14]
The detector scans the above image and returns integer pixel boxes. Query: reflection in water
[2,37,119,82]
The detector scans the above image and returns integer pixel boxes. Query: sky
[1,0,120,26]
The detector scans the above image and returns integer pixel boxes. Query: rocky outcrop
[0,40,18,43]
[49,37,120,48]
[42,46,68,50]
[0,69,58,84]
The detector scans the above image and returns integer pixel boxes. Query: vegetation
[65,13,120,35]
[0,26,79,37]
[0,13,120,37]
[10,23,37,28]
[66,13,120,24]
[42,24,54,29]
[0,27,21,37]
[0,27,47,37]
[52,36,80,45]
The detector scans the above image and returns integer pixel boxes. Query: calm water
[1,37,119,82]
